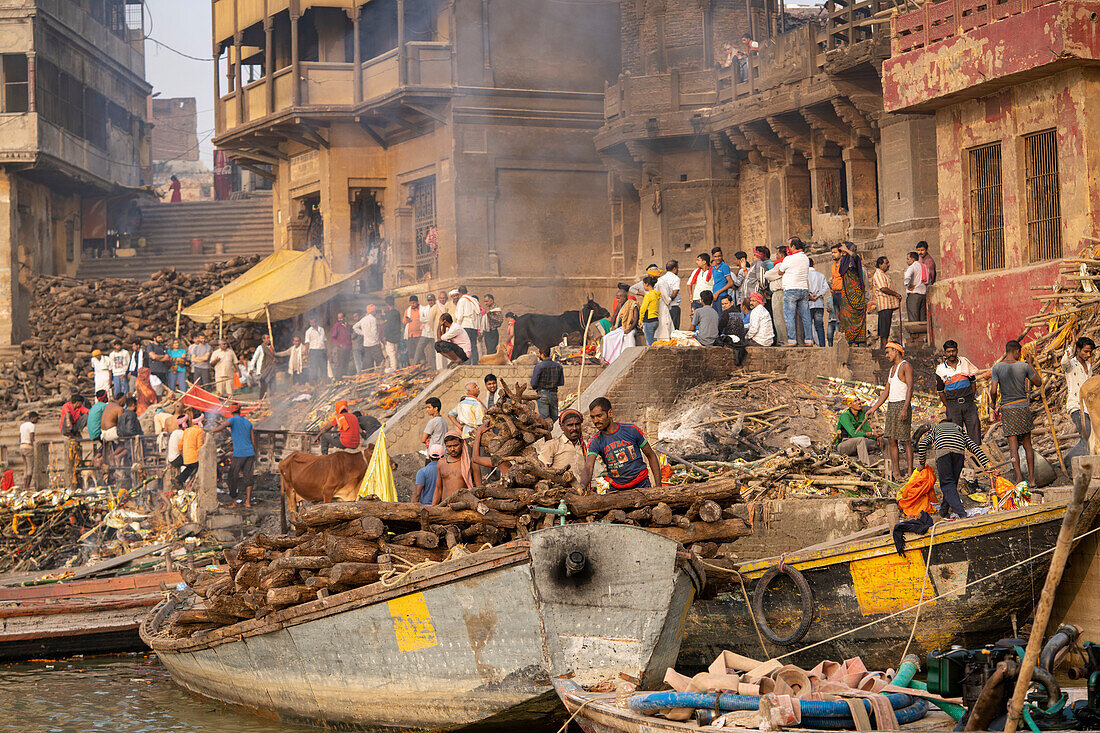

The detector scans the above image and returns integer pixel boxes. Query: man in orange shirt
[318,400,361,454]
[180,416,205,484]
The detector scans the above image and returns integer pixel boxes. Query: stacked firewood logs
[168,478,751,637]
[1,257,264,415]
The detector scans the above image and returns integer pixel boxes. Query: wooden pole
[265,304,274,344]
[1003,461,1094,733]
[1039,388,1067,473]
[576,309,594,400]
[174,298,183,338]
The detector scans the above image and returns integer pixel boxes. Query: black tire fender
[751,564,814,645]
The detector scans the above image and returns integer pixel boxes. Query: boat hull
[144,523,700,732]
[681,501,1074,670]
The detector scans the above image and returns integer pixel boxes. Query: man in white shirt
[807,259,831,347]
[776,236,811,346]
[275,335,308,385]
[435,313,472,365]
[107,340,130,398]
[454,285,481,364]
[688,253,713,320]
[304,318,327,383]
[19,412,37,489]
[1063,334,1095,465]
[89,349,111,397]
[903,250,927,324]
[352,306,382,368]
[656,260,681,337]
[745,293,774,346]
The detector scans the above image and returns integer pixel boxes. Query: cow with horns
[508,296,610,360]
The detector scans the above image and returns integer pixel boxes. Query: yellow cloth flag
[358,427,397,502]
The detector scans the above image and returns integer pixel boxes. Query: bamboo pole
[1003,461,1093,733]
[174,298,183,338]
[265,304,274,345]
[1039,387,1067,472]
[576,309,594,400]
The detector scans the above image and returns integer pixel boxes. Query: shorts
[1001,403,1034,437]
[877,308,895,339]
[101,426,119,442]
[884,401,911,442]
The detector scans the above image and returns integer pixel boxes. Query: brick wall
[151,98,198,162]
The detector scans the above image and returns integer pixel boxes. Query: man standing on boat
[916,418,993,519]
[935,340,981,442]
[868,342,914,481]
[433,431,478,504]
[990,340,1042,487]
[581,397,662,492]
[1062,333,1094,466]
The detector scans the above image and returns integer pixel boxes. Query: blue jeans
[642,320,658,345]
[828,318,838,346]
[536,389,559,422]
[112,375,128,397]
[168,371,185,392]
[782,289,812,345]
[811,308,825,346]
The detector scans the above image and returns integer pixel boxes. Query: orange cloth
[897,465,937,516]
[181,425,205,464]
[135,367,156,416]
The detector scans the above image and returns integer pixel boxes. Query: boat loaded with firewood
[142,523,702,732]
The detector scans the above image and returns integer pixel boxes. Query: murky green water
[0,655,317,732]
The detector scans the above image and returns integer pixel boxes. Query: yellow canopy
[182,248,365,324]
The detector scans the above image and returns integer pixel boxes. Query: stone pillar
[782,159,813,241]
[290,1,301,107]
[350,5,363,104]
[213,46,223,132]
[809,145,843,214]
[234,33,245,122]
[396,0,407,86]
[0,169,18,347]
[843,144,878,242]
[264,17,275,115]
[191,432,219,525]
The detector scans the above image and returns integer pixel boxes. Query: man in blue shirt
[710,247,735,313]
[213,404,255,507]
[580,397,662,491]
[415,445,444,504]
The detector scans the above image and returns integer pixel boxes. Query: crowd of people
[829,333,1094,520]
[604,237,937,361]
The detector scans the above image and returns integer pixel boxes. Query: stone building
[211,0,620,313]
[598,0,939,284]
[0,0,151,345]
[883,0,1097,363]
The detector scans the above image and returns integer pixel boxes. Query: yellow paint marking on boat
[388,592,438,652]
[849,552,935,616]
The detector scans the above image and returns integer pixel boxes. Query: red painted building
[882,0,1100,365]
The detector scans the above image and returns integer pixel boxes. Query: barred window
[1,55,28,113]
[412,177,437,281]
[967,142,1005,272]
[1024,129,1062,262]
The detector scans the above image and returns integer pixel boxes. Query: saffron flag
[358,427,397,502]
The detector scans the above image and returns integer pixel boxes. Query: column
[0,170,17,347]
[350,4,362,104]
[808,145,843,214]
[396,0,407,86]
[782,159,813,241]
[213,45,223,132]
[234,33,245,123]
[290,1,301,106]
[264,16,275,115]
[26,52,35,112]
[191,434,219,525]
[843,144,879,241]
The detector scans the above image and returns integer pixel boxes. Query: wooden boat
[142,523,703,732]
[681,496,1100,671]
[0,569,180,661]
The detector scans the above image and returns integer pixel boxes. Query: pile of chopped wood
[168,479,751,636]
[2,257,264,415]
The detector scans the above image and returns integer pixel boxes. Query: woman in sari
[135,366,157,416]
[837,242,867,345]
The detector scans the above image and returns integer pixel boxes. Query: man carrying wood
[537,408,587,490]
[581,397,662,491]
[432,431,478,504]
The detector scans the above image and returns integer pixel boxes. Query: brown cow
[279,446,373,530]
[1080,375,1100,457]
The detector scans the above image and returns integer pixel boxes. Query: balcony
[603,25,826,123]
[215,42,453,137]
[883,0,1098,112]
[0,113,143,189]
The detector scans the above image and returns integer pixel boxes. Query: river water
[0,655,316,732]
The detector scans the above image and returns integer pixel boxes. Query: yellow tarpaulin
[358,427,397,502]
[181,248,365,324]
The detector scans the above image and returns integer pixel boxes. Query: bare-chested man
[99,394,125,443]
[432,432,477,504]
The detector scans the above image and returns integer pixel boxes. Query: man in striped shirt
[871,256,901,350]
[916,418,993,519]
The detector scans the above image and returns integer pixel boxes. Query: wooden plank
[0,543,169,587]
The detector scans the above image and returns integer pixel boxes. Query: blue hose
[799,700,929,729]
[626,691,915,718]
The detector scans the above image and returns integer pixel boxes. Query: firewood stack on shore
[1,257,264,416]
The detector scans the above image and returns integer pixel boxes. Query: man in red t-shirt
[318,400,362,454]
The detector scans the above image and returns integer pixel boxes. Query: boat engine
[926,642,1019,712]
[1067,642,1100,730]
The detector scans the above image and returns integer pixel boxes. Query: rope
[773,522,1100,662]
[737,568,771,659]
[899,520,937,666]
[554,695,600,733]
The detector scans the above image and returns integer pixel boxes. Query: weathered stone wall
[725,497,899,559]
[151,98,199,163]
